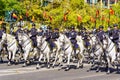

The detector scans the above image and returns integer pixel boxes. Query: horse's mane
[6,33,15,39]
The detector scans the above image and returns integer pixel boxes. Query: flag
[77,14,82,22]
[110,8,114,15]
[20,15,23,20]
[106,18,110,23]
[12,13,17,19]
[63,10,70,21]
[96,10,99,17]
[43,11,47,18]
[90,16,95,23]
[26,10,29,17]
[32,16,35,22]
[63,14,67,21]
[101,15,105,21]
[49,16,52,22]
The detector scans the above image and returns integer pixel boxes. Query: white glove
[110,37,113,39]
[69,37,71,39]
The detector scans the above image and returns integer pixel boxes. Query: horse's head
[102,35,109,49]
[57,33,67,46]
[90,34,98,46]
[1,33,7,43]
[37,35,45,47]
[17,32,24,44]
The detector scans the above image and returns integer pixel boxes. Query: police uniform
[111,24,119,51]
[52,28,59,41]
[38,28,43,36]
[44,26,53,50]
[15,26,24,53]
[30,24,38,47]
[65,27,70,38]
[83,31,90,48]
[24,28,29,35]
[0,30,3,39]
[96,25,105,43]
[15,26,22,41]
[51,28,60,49]
[107,26,113,37]
[69,27,78,54]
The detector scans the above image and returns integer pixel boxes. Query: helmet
[55,28,59,31]
[99,25,104,29]
[113,24,118,27]
[47,26,52,30]
[71,26,75,29]
[32,23,36,26]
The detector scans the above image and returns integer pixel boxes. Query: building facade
[86,0,118,8]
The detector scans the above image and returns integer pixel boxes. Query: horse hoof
[52,66,55,68]
[8,62,11,66]
[76,67,79,69]
[47,65,50,69]
[36,67,40,69]
[65,67,70,71]
[87,70,90,72]
[107,71,110,74]
[22,63,27,67]
[80,64,83,68]
[96,70,99,73]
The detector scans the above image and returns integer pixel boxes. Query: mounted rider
[38,27,43,36]
[81,27,91,48]
[107,26,113,37]
[69,26,78,55]
[15,25,23,53]
[64,27,70,38]
[30,23,38,48]
[23,26,29,35]
[51,28,60,50]
[44,26,53,51]
[15,25,23,41]
[110,24,120,52]
[96,25,106,44]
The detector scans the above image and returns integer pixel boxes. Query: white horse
[18,32,38,67]
[52,33,68,68]
[1,33,18,65]
[0,38,5,62]
[89,34,105,72]
[103,34,117,74]
[36,35,51,69]
[57,33,83,70]
[76,34,93,64]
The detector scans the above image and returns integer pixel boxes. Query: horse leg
[12,50,17,64]
[58,53,64,67]
[77,53,84,69]
[105,56,111,74]
[46,52,50,68]
[0,51,3,63]
[96,56,101,72]
[36,53,43,69]
[23,50,29,67]
[33,48,38,61]
[8,51,12,66]
[65,53,71,71]
[52,50,59,68]
[90,54,96,70]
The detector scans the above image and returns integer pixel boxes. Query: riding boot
[74,48,77,58]
[103,49,107,61]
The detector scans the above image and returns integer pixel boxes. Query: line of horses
[0,32,120,74]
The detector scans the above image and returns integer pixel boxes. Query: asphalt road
[0,60,120,80]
